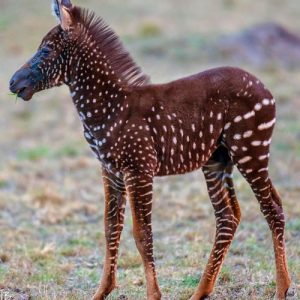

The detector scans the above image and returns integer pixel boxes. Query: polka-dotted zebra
[9,1,294,299]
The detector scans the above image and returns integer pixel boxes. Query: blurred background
[0,1,299,299]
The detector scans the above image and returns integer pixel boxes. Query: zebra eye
[41,46,51,55]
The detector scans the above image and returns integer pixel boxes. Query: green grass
[286,219,300,232]
[17,143,83,161]
[67,238,95,248]
[0,180,8,189]
[74,269,99,287]
[181,275,199,288]
[17,146,51,161]
[138,22,162,38]
[30,269,63,285]
[0,264,8,282]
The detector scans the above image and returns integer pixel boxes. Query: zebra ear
[52,0,73,30]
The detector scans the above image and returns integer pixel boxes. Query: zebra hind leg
[190,146,241,300]
[233,152,292,300]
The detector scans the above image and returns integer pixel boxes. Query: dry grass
[0,1,300,299]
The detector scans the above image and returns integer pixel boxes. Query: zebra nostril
[9,78,15,87]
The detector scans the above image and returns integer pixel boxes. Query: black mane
[71,6,150,87]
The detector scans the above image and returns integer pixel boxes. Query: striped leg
[234,158,291,300]
[125,172,162,300]
[93,169,127,300]
[269,183,293,300]
[191,147,241,300]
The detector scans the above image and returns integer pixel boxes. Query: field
[0,1,300,299]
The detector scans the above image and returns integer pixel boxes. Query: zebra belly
[155,136,220,176]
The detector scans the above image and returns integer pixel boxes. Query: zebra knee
[215,208,238,245]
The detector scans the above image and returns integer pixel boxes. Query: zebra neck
[68,80,129,137]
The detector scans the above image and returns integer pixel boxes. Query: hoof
[274,284,298,300]
[146,290,162,300]
[286,284,297,300]
[92,294,105,300]
[92,282,117,300]
[147,292,162,300]
[92,289,114,300]
[189,294,211,300]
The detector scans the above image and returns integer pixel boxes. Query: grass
[0,0,300,299]
[8,93,19,104]
[17,142,84,161]
[17,146,51,161]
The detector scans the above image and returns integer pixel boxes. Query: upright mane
[71,6,150,87]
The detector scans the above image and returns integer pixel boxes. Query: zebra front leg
[125,172,162,300]
[93,169,127,300]
[191,154,240,300]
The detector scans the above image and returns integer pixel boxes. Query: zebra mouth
[9,69,35,101]
[14,86,34,101]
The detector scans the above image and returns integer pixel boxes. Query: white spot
[259,155,268,160]
[84,132,91,139]
[224,123,231,130]
[244,110,255,119]
[258,118,276,130]
[243,130,253,138]
[251,140,262,146]
[238,156,252,164]
[254,103,262,111]
[263,139,271,146]
[234,116,242,123]
[79,112,86,120]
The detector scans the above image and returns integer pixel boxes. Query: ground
[0,1,299,299]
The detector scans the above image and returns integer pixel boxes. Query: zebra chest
[83,129,118,170]
[82,124,159,175]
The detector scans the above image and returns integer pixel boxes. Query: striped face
[9,26,70,101]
